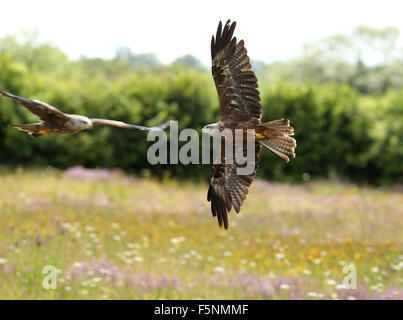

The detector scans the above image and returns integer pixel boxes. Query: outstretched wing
[211,20,261,126]
[208,140,261,229]
[91,119,171,131]
[0,90,69,124]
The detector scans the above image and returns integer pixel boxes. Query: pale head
[70,115,93,131]
[202,123,221,138]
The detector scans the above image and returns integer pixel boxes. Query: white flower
[347,296,356,300]
[280,284,290,290]
[302,269,312,275]
[371,266,379,273]
[214,266,225,273]
[336,284,347,290]
[85,226,95,232]
[307,292,317,297]
[111,223,120,229]
[133,256,143,262]
[275,253,285,260]
[224,251,233,257]
[0,258,7,265]
[99,268,111,275]
[326,279,336,286]
[170,236,186,244]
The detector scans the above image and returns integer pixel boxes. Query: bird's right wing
[0,90,69,124]
[91,119,171,131]
[207,140,261,229]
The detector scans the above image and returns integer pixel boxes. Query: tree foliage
[0,30,402,185]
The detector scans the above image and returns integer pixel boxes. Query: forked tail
[256,118,296,163]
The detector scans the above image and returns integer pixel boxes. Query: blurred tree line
[0,27,402,185]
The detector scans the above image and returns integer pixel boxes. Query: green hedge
[0,53,402,185]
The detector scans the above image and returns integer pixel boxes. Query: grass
[0,167,402,299]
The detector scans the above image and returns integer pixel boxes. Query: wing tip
[212,19,237,59]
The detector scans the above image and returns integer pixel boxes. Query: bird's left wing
[0,90,69,124]
[90,119,171,131]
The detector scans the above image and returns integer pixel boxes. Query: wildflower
[214,266,225,273]
[111,223,120,229]
[336,284,347,290]
[275,253,285,260]
[85,226,95,232]
[307,292,317,298]
[371,266,379,273]
[170,236,185,245]
[326,279,336,286]
[0,258,7,265]
[280,284,290,290]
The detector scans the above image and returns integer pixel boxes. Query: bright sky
[1,0,403,65]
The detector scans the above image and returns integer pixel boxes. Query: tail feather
[9,124,42,138]
[258,118,296,163]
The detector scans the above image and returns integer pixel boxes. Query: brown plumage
[207,20,296,229]
[0,90,170,137]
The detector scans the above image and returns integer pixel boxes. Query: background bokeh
[0,23,402,184]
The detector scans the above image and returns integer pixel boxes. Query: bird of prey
[0,90,170,137]
[202,20,296,229]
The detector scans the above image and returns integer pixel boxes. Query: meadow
[0,167,402,300]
